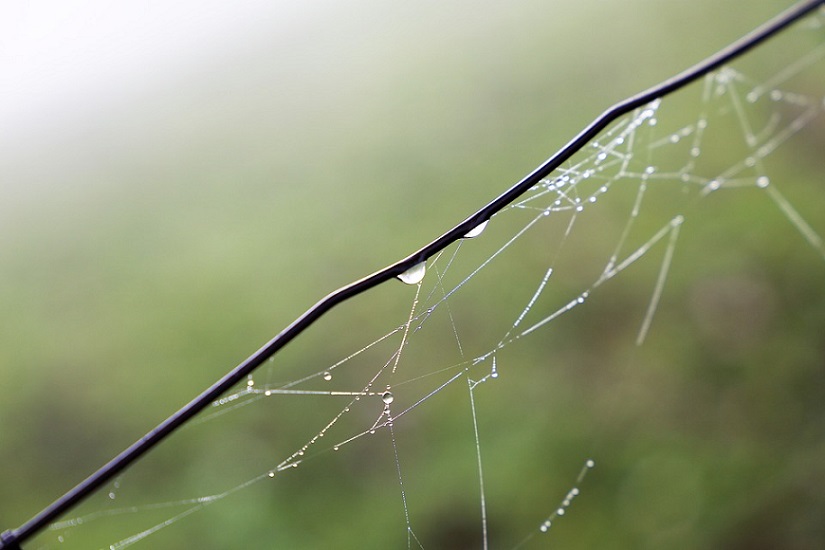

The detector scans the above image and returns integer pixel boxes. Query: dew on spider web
[34,8,825,550]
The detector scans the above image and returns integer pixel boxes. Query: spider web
[27,6,825,550]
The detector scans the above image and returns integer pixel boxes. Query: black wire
[2,0,822,547]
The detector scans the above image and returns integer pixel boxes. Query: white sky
[0,1,329,130]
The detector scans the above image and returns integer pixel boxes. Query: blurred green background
[1,1,824,548]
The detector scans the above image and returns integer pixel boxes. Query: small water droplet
[247,378,254,387]
[57,536,64,543]
[268,471,275,478]
[108,492,116,500]
[265,390,272,396]
[397,262,426,285]
[463,220,488,238]
[770,90,782,101]
[597,152,607,161]
[540,521,551,532]
[322,371,332,381]
[669,135,679,143]
[645,166,656,175]
[586,459,595,468]
[382,391,394,405]
[333,445,340,451]
[575,205,584,212]
[648,117,657,126]
[557,508,565,516]
[691,147,701,157]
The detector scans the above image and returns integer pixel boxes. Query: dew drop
[575,205,584,212]
[669,135,679,143]
[648,117,657,126]
[108,492,116,500]
[268,471,275,478]
[57,536,64,543]
[645,166,656,175]
[597,152,607,161]
[463,219,489,238]
[586,459,595,468]
[746,92,758,103]
[756,176,770,188]
[381,391,394,405]
[333,445,340,451]
[540,521,551,532]
[397,262,426,285]
[264,390,272,396]
[770,89,782,100]
[322,371,333,381]
[557,508,565,516]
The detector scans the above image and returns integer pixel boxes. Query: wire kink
[2,1,824,549]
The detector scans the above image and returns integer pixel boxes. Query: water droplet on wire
[463,219,488,238]
[397,262,426,285]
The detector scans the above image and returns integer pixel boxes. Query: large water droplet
[397,262,426,285]
[322,371,332,381]
[463,219,488,239]
[382,391,394,405]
